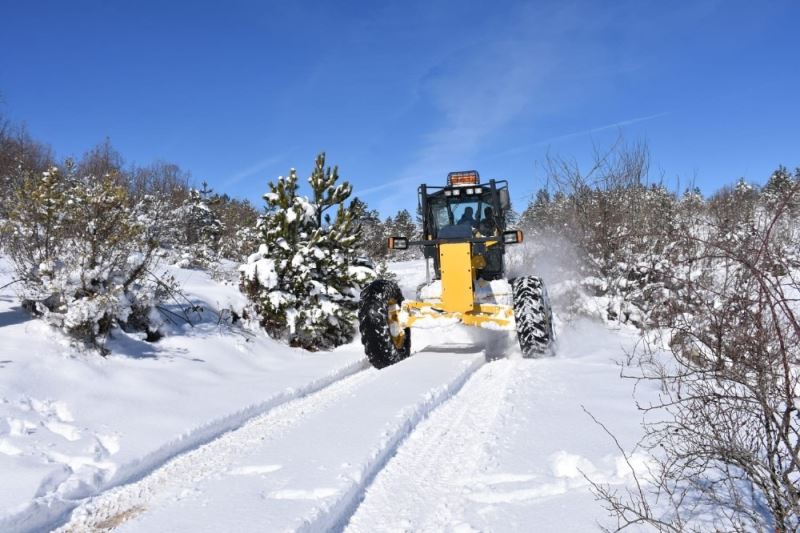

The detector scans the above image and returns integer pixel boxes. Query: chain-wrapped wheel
[512,276,554,357]
[358,280,411,368]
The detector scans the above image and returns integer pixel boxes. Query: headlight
[502,230,524,244]
[388,237,409,250]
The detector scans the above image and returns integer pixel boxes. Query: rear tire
[512,276,554,357]
[359,280,411,369]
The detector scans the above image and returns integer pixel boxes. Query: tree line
[0,111,413,352]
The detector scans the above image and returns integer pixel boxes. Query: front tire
[512,276,554,357]
[358,280,411,368]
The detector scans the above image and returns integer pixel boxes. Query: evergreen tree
[390,209,416,239]
[520,188,551,234]
[176,184,223,268]
[504,205,520,228]
[198,180,215,200]
[240,153,374,350]
[353,199,388,262]
[762,166,799,213]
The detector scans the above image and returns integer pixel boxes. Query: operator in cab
[479,206,497,236]
[457,206,476,226]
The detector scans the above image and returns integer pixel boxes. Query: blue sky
[1,0,798,215]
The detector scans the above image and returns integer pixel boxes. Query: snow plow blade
[397,300,515,330]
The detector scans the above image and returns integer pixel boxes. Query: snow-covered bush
[1,164,166,350]
[516,153,800,530]
[240,153,374,350]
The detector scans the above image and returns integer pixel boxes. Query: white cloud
[370,4,592,206]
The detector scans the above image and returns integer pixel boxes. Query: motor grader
[358,170,554,368]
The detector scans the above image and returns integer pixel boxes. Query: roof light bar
[447,170,480,186]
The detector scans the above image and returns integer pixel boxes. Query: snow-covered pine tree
[240,153,374,350]
[762,166,799,214]
[176,181,223,268]
[352,198,387,262]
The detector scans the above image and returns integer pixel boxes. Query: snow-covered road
[345,357,519,532]
[55,319,652,532]
[58,347,488,532]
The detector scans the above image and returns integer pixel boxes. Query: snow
[345,319,653,533]
[240,245,278,290]
[73,352,484,532]
[2,256,660,532]
[0,257,365,532]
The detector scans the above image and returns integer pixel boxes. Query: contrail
[495,111,670,158]
[223,155,283,187]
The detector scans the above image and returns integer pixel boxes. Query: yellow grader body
[358,170,553,368]
[391,242,515,343]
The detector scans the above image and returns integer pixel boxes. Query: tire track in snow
[102,348,488,532]
[6,358,370,533]
[60,349,489,532]
[54,366,378,533]
[342,359,520,533]
[295,352,487,533]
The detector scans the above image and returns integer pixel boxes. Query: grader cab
[358,170,554,368]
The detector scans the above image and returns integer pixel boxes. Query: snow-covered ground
[0,258,365,532]
[2,257,656,532]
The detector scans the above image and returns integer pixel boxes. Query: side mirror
[502,230,523,244]
[388,236,409,250]
[498,188,511,211]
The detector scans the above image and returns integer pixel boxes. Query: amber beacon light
[446,170,480,186]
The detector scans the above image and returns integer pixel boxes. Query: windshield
[428,193,498,238]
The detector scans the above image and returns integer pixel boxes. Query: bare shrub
[591,177,800,532]
[520,140,680,326]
